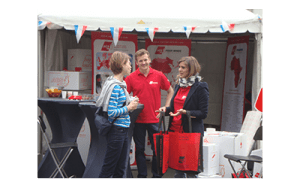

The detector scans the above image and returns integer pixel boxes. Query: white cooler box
[201,143,219,176]
[204,131,247,178]
[46,71,91,90]
[68,49,92,71]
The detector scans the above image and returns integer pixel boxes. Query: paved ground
[131,160,176,178]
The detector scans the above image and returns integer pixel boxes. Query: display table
[78,102,144,178]
[38,98,89,178]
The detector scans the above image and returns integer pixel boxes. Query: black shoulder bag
[94,102,126,136]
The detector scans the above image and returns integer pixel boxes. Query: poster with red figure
[91,32,137,94]
[221,36,249,132]
[145,39,191,105]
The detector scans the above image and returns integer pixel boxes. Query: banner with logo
[221,36,249,132]
[91,32,137,94]
[145,39,191,105]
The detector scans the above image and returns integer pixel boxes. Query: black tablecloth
[38,98,89,178]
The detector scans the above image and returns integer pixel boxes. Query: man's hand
[155,106,166,118]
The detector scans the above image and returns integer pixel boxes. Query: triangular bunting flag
[254,88,263,112]
[38,21,49,30]
[146,27,159,42]
[110,27,123,46]
[74,25,87,43]
[228,23,235,31]
[183,26,196,38]
[220,21,235,32]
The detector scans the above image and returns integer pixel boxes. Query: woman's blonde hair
[109,51,130,74]
[176,56,201,83]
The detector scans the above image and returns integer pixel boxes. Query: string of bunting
[38,22,234,42]
[38,17,261,43]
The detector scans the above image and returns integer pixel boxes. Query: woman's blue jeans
[99,126,129,178]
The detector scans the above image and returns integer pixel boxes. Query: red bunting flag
[254,88,263,112]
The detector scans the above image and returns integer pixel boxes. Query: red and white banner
[91,32,137,94]
[221,36,249,132]
[145,39,191,105]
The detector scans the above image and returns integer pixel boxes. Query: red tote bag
[168,111,203,173]
[153,112,169,176]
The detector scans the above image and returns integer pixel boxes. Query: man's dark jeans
[133,123,161,178]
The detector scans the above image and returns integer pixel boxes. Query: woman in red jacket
[156,56,209,178]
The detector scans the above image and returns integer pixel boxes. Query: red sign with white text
[91,32,137,94]
[145,39,191,109]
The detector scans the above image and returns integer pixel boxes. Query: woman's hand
[169,109,186,116]
[155,106,166,118]
[127,98,139,111]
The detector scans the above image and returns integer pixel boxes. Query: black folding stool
[224,125,263,178]
[38,115,77,178]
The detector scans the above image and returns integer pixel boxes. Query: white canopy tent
[38,9,261,33]
[37,9,263,125]
[37,9,263,117]
[37,9,263,100]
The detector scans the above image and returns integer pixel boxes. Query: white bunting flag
[110,27,123,46]
[38,21,49,30]
[146,27,159,42]
[183,26,196,38]
[220,21,235,32]
[74,25,87,43]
